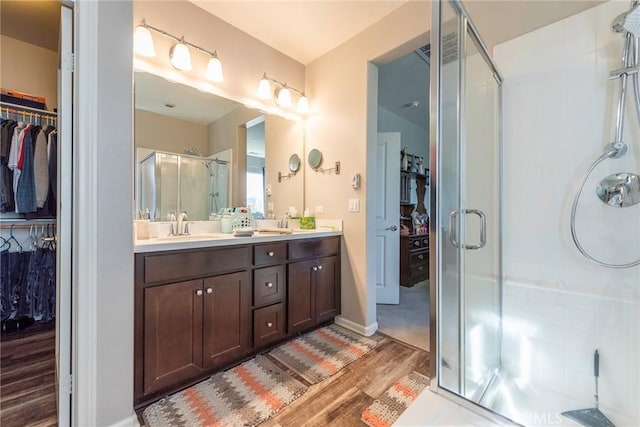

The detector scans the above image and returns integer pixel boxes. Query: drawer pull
[318,265,323,270]
[196,289,203,296]
[267,251,275,257]
[266,282,274,288]
[206,288,213,294]
[312,266,318,271]
[418,254,424,260]
[266,322,273,328]
[414,241,420,247]
[417,266,424,272]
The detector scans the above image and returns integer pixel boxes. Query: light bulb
[133,21,155,57]
[276,86,292,107]
[257,74,271,99]
[206,54,224,82]
[170,39,192,71]
[297,94,309,114]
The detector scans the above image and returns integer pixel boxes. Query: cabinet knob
[414,241,420,247]
[266,282,274,288]
[196,289,203,296]
[267,251,275,257]
[266,322,273,328]
[418,254,424,260]
[318,265,323,270]
[417,266,424,272]
[206,288,213,294]
[312,266,318,271]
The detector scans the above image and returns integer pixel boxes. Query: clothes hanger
[0,235,10,251]
[8,224,23,252]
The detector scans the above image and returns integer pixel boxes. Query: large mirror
[134,71,304,221]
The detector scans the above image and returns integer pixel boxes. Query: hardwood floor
[0,323,57,427]
[262,333,429,427]
[137,332,429,426]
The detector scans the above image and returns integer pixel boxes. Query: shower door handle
[463,209,486,250]
[448,210,460,248]
[448,209,487,250]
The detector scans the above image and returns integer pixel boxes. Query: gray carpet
[376,280,429,351]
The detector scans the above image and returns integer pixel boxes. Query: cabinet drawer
[409,264,428,278]
[409,236,429,250]
[254,242,287,266]
[253,265,285,308]
[253,303,285,348]
[289,237,339,261]
[143,246,250,284]
[409,251,429,266]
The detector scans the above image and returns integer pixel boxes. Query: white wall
[75,1,135,425]
[495,2,639,423]
[305,2,430,330]
[378,105,429,159]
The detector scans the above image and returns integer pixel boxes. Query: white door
[56,5,73,425]
[376,132,401,304]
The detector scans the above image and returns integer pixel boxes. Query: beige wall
[134,108,208,154]
[265,115,304,218]
[305,2,430,329]
[0,35,58,111]
[133,1,304,110]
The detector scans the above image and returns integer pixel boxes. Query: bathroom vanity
[133,232,341,406]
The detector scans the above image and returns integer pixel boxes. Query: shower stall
[430,1,639,426]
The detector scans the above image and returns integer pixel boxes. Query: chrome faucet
[279,213,289,229]
[168,212,177,236]
[177,211,188,235]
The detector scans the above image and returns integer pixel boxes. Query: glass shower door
[433,0,503,405]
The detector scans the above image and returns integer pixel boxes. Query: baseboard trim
[109,414,139,427]
[335,316,378,337]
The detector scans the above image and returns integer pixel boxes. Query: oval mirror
[308,148,323,169]
[596,172,640,207]
[289,154,301,173]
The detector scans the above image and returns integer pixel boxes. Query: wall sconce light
[133,19,224,82]
[257,73,309,114]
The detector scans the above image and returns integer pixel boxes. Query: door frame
[428,0,508,422]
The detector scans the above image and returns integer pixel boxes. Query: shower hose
[570,33,640,269]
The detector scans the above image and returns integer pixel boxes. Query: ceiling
[190,1,408,65]
[189,1,605,66]
[134,71,241,125]
[0,0,60,51]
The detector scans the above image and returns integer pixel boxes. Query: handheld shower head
[612,3,640,36]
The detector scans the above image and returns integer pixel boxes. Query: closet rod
[0,221,56,230]
[0,101,57,116]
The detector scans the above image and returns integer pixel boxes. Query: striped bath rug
[268,324,378,384]
[361,371,429,427]
[142,355,307,427]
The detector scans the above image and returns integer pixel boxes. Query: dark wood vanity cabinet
[135,236,340,406]
[287,237,341,334]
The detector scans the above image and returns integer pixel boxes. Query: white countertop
[134,228,342,253]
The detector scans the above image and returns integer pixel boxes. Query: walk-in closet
[0,1,73,425]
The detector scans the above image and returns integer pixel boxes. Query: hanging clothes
[15,124,38,213]
[0,119,17,212]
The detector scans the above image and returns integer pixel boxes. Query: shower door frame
[428,0,510,422]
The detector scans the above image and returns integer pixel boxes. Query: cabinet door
[287,259,316,334]
[315,256,340,324]
[143,279,203,396]
[202,271,251,370]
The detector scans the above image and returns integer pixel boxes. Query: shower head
[612,3,640,36]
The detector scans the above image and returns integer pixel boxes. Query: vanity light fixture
[257,72,309,114]
[133,19,224,81]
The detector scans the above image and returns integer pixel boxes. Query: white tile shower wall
[495,1,640,423]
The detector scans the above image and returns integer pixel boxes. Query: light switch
[315,206,324,214]
[348,199,360,212]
